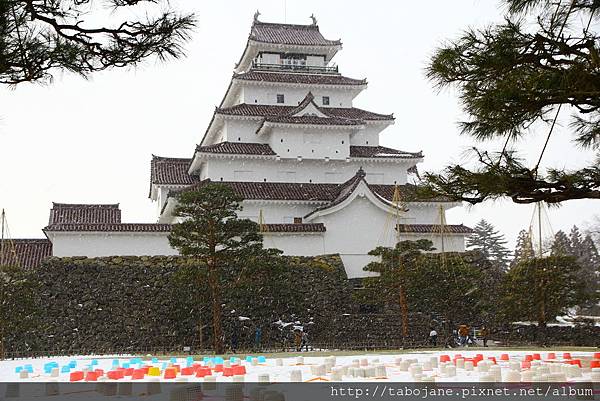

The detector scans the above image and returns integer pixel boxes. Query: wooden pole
[538,203,543,257]
[1,209,5,266]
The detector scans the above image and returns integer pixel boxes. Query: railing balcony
[251,61,339,74]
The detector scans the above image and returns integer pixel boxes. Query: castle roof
[216,103,393,121]
[234,71,366,86]
[44,223,172,233]
[196,142,276,156]
[0,239,52,269]
[49,203,121,225]
[396,224,474,234]
[262,223,326,233]
[170,179,449,204]
[349,145,423,159]
[150,155,197,186]
[249,21,341,47]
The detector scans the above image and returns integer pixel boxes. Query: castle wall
[49,233,177,258]
[241,85,357,108]
[204,157,410,184]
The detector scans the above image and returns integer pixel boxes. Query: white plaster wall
[242,85,357,108]
[201,157,411,184]
[262,233,326,256]
[268,126,351,160]
[350,125,384,146]
[313,196,466,278]
[223,119,264,143]
[49,233,178,257]
[239,202,320,223]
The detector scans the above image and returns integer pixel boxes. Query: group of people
[428,325,489,348]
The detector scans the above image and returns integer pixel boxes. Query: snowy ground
[1,349,599,383]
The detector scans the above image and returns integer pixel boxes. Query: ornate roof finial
[310,14,318,26]
[254,10,261,23]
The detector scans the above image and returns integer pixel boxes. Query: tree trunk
[207,258,224,354]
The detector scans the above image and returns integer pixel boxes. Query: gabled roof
[49,203,121,225]
[250,21,341,47]
[234,71,366,86]
[0,239,52,269]
[196,142,276,156]
[350,146,423,159]
[215,103,394,121]
[396,224,474,234]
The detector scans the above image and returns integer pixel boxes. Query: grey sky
[0,0,597,248]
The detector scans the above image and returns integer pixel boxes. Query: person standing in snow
[254,327,262,351]
[294,329,302,352]
[301,330,309,352]
[480,326,489,347]
[231,325,239,353]
[428,328,438,347]
[458,324,469,346]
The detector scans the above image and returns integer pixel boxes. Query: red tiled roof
[44,223,172,233]
[368,184,450,203]
[396,224,474,234]
[175,181,338,202]
[250,21,341,46]
[234,71,366,86]
[350,145,423,159]
[196,142,276,156]
[49,203,121,225]
[172,179,448,203]
[262,223,326,233]
[43,223,325,234]
[150,155,197,186]
[263,115,363,126]
[216,103,393,121]
[0,239,52,269]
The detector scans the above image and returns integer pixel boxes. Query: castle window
[366,141,369,144]
[277,94,285,104]
[238,137,241,141]
[281,138,284,143]
[322,96,330,106]
[342,140,344,144]
[294,217,303,224]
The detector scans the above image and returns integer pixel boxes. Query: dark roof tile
[44,223,172,233]
[49,203,121,225]
[150,156,197,186]
[235,71,366,86]
[216,103,393,121]
[350,145,423,159]
[0,239,52,269]
[262,223,326,233]
[196,142,276,156]
[396,224,474,234]
[250,21,341,46]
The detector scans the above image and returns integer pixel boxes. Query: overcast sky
[0,0,598,248]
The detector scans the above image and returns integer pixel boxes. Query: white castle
[29,16,472,278]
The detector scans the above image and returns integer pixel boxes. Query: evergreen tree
[168,183,277,354]
[512,230,534,268]
[551,231,572,256]
[569,226,583,254]
[466,219,511,268]
[422,0,600,204]
[1,0,195,85]
[501,256,590,328]
[575,234,600,312]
